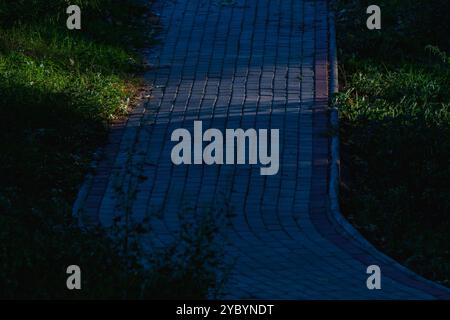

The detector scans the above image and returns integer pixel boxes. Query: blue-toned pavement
[74,0,450,299]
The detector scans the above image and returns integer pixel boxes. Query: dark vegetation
[0,0,223,298]
[335,0,450,286]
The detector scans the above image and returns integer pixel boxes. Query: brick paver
[75,0,450,299]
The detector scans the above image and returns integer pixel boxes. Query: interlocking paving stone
[75,0,450,299]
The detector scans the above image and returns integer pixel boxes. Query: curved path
[75,0,450,299]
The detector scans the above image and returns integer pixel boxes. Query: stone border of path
[72,89,151,226]
[326,10,450,298]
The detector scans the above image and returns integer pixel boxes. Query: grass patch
[0,0,224,298]
[335,0,450,286]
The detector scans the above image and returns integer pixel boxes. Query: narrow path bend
[76,0,450,299]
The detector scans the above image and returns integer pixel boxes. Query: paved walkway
[75,0,450,299]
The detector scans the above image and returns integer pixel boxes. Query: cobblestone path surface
[75,0,450,299]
